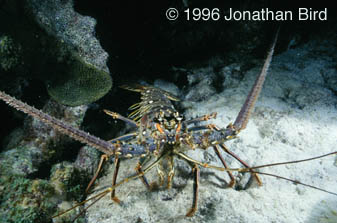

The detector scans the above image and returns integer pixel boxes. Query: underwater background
[0,1,336,222]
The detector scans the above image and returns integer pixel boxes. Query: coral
[0,175,55,223]
[0,164,87,223]
[46,56,112,106]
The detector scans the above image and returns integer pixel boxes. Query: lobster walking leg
[213,145,236,187]
[186,123,236,187]
[86,154,109,193]
[186,164,200,217]
[53,153,167,220]
[204,123,262,185]
[86,132,139,193]
[86,154,122,203]
[111,156,121,203]
[135,160,151,190]
[175,151,225,171]
[156,160,165,187]
[220,144,262,185]
[138,159,166,190]
[167,156,175,189]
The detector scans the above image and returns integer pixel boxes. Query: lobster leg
[53,153,167,220]
[86,132,139,193]
[136,155,175,190]
[175,151,225,171]
[156,160,165,187]
[135,156,152,190]
[167,156,175,189]
[194,123,261,186]
[86,154,109,193]
[220,144,262,186]
[137,158,165,190]
[110,156,121,203]
[85,154,123,203]
[185,124,235,187]
[186,164,200,217]
[185,113,261,186]
[213,145,236,187]
[110,152,168,189]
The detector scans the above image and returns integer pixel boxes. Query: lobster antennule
[233,28,280,132]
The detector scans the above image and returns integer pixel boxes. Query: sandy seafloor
[84,38,337,223]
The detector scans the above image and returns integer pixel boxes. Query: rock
[0,101,88,176]
[0,100,92,223]
[26,0,112,106]
[0,35,22,71]
[26,0,108,72]
[74,145,101,178]
[0,0,112,106]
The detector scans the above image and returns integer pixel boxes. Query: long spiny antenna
[0,91,115,155]
[233,28,280,131]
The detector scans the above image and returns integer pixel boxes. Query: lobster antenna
[234,28,280,131]
[0,91,115,155]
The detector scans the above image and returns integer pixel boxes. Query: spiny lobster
[0,30,336,221]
